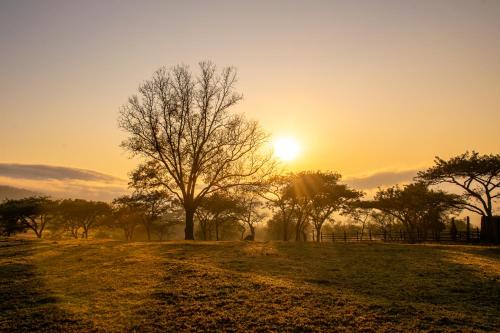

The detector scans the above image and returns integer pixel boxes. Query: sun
[274,137,300,161]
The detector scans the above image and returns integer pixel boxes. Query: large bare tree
[119,62,272,240]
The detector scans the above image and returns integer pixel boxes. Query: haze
[1,0,499,199]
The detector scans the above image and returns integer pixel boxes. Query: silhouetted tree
[56,200,83,238]
[343,201,374,240]
[417,151,500,218]
[152,208,183,241]
[261,172,361,241]
[0,200,29,236]
[56,199,111,239]
[0,197,57,238]
[127,189,175,241]
[119,62,273,240]
[368,182,461,242]
[265,211,295,241]
[301,172,363,242]
[195,192,239,240]
[234,191,266,240]
[370,211,398,238]
[260,174,298,241]
[112,196,144,241]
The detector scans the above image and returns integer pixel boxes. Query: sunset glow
[274,137,300,162]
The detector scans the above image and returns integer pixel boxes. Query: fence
[319,228,481,243]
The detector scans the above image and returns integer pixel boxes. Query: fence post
[369,229,372,241]
[383,230,387,241]
[466,216,471,242]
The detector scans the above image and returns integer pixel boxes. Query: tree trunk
[215,220,220,241]
[184,208,195,240]
[316,227,321,243]
[295,221,302,241]
[283,220,288,241]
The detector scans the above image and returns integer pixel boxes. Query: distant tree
[368,182,462,242]
[301,172,363,242]
[56,200,82,238]
[57,199,111,239]
[265,211,295,241]
[152,208,183,241]
[234,191,266,240]
[369,211,398,236]
[261,172,361,242]
[0,197,57,238]
[0,200,28,236]
[417,151,500,218]
[112,196,144,241]
[126,189,175,241]
[286,174,312,242]
[343,201,374,240]
[119,62,273,240]
[195,192,239,240]
[260,175,298,241]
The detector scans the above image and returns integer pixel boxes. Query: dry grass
[1,239,499,332]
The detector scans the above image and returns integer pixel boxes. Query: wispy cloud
[345,169,420,190]
[0,163,128,201]
[0,163,123,183]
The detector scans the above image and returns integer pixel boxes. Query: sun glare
[274,137,300,161]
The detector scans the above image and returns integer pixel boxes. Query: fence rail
[319,229,481,243]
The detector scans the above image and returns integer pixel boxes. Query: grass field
[1,239,499,332]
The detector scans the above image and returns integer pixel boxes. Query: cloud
[345,169,420,190]
[0,163,128,202]
[0,163,123,183]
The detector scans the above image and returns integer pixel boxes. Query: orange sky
[1,0,499,199]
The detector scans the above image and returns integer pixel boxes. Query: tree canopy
[417,151,500,218]
[368,182,462,242]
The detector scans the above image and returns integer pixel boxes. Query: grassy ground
[0,239,499,332]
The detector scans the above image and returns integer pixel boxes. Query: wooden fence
[319,228,481,243]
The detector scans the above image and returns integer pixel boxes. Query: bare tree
[119,62,272,240]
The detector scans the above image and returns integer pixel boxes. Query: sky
[1,0,499,200]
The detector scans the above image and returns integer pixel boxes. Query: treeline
[0,192,183,241]
[2,151,497,243]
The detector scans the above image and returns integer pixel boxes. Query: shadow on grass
[154,241,500,331]
[270,242,500,330]
[0,240,96,332]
